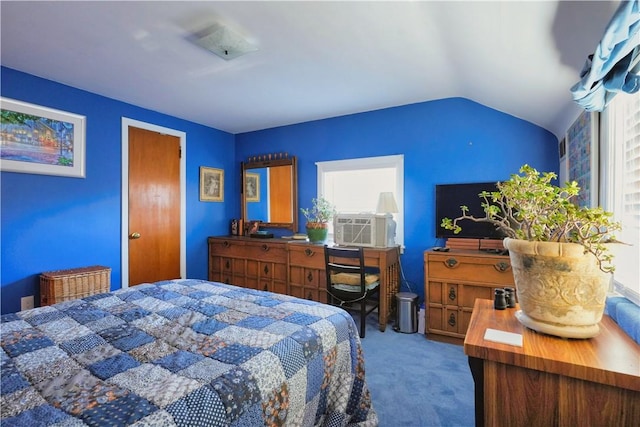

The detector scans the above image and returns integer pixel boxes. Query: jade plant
[441,164,621,272]
[301,196,337,224]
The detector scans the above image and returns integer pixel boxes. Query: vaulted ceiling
[0,1,620,138]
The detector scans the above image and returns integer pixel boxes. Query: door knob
[129,232,141,239]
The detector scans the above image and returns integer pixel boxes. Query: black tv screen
[435,181,505,239]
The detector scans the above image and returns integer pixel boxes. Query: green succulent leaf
[438,164,621,272]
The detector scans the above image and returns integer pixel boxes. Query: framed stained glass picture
[567,110,598,208]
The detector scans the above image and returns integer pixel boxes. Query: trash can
[395,292,418,333]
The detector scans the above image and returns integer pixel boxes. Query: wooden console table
[464,299,640,427]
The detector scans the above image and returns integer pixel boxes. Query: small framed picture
[245,172,260,202]
[200,166,224,202]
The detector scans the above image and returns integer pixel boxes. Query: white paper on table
[483,328,523,347]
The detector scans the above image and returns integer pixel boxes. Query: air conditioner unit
[333,213,391,248]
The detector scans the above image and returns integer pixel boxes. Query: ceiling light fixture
[191,22,257,60]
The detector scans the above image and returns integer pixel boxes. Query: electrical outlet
[21,295,35,311]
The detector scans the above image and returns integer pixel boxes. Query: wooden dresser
[424,249,514,343]
[287,242,327,303]
[465,299,640,427]
[208,236,400,331]
[208,237,288,295]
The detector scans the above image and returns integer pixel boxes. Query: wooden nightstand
[465,299,640,427]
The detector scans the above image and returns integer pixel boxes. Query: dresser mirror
[241,154,298,232]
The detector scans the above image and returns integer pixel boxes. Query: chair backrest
[324,245,367,295]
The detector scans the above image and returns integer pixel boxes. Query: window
[600,91,640,305]
[316,155,404,247]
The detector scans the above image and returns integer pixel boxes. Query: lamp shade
[376,192,398,213]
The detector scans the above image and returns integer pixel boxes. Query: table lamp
[376,192,398,247]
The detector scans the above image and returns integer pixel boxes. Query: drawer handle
[264,265,269,274]
[444,258,458,268]
[448,287,456,301]
[261,244,269,252]
[307,272,313,282]
[495,262,511,272]
[304,248,314,257]
[448,312,457,327]
[223,240,230,248]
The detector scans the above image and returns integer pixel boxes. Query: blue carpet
[359,315,475,427]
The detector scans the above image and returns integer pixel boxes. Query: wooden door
[128,127,181,286]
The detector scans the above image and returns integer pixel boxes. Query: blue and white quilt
[1,279,377,426]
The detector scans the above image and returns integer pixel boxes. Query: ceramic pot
[503,238,611,339]
[306,222,329,243]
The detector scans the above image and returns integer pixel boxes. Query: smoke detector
[191,22,257,60]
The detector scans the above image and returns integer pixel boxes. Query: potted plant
[301,196,337,243]
[441,164,621,338]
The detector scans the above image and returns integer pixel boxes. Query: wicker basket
[40,266,111,306]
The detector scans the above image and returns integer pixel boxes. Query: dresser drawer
[290,265,324,286]
[246,260,287,280]
[288,244,325,268]
[427,253,514,285]
[428,281,458,306]
[209,238,246,257]
[244,241,287,262]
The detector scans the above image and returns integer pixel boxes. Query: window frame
[316,154,404,248]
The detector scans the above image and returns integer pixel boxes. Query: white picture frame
[0,97,86,178]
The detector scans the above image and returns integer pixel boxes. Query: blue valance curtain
[571,0,640,111]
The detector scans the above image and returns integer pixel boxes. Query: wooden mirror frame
[241,155,298,232]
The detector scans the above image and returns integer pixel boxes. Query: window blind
[600,90,640,305]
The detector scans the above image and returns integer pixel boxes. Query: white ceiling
[0,1,620,139]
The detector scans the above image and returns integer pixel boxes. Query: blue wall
[236,98,559,298]
[1,67,558,313]
[1,67,236,314]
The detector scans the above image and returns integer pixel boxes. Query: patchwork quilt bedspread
[1,279,377,426]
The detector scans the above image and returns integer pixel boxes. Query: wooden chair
[324,245,380,338]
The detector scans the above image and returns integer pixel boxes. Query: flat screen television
[435,181,505,239]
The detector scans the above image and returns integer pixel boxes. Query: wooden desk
[209,237,400,332]
[287,242,400,332]
[464,299,640,427]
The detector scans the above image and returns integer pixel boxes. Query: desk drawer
[427,254,514,285]
[288,244,325,269]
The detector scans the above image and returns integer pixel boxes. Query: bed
[1,279,378,426]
